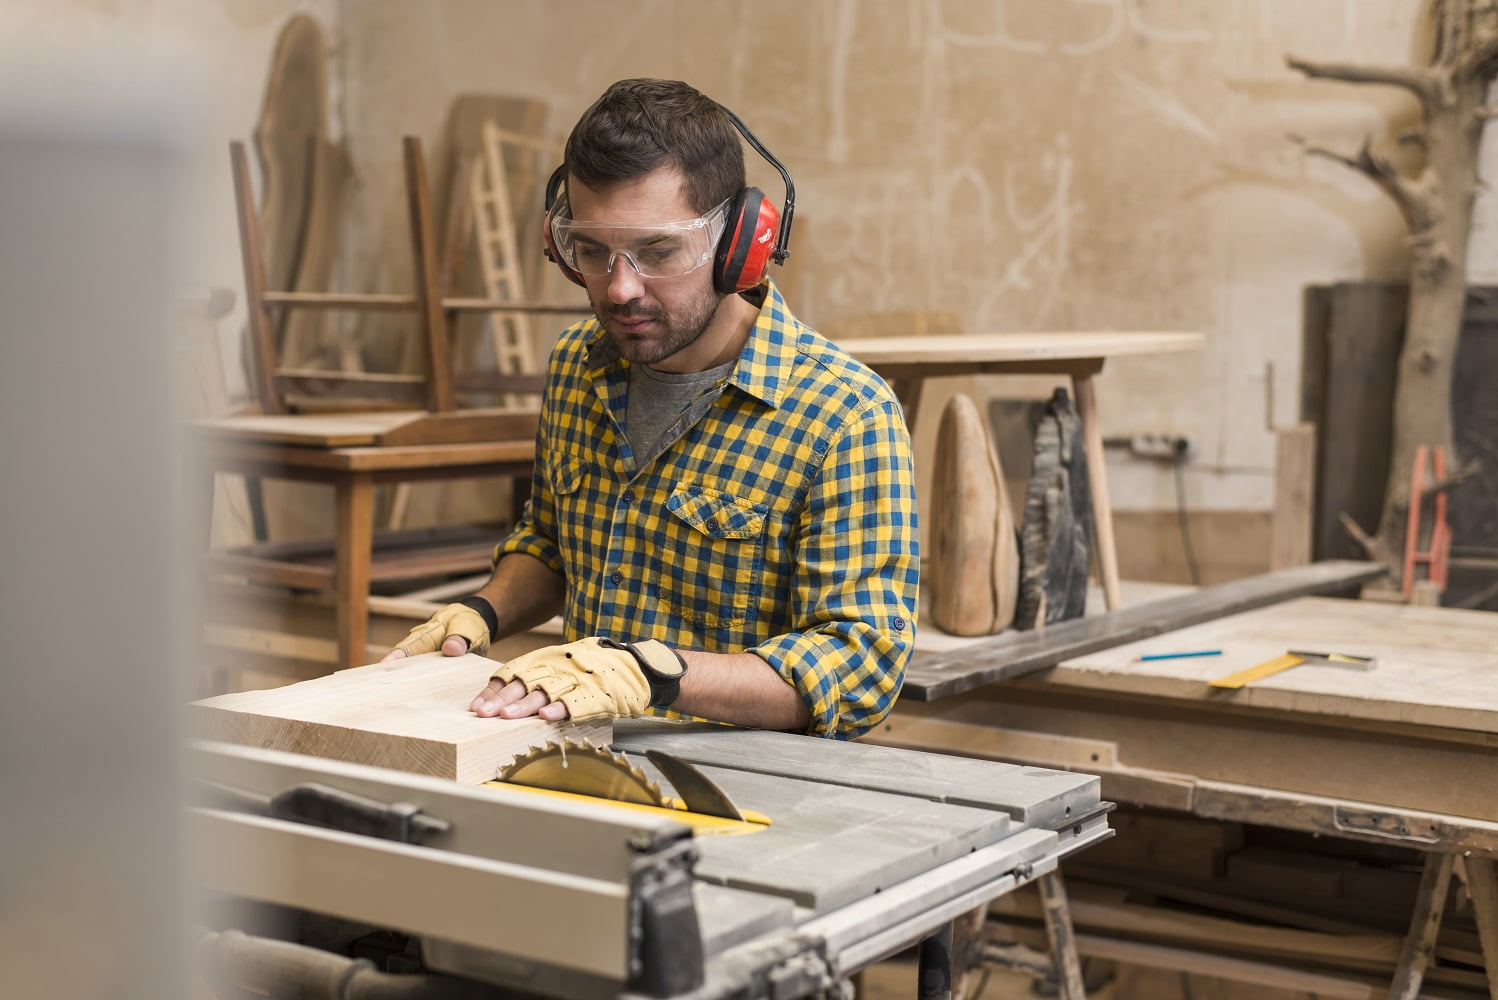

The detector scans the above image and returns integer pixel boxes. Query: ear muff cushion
[714,187,779,294]
[542,166,586,287]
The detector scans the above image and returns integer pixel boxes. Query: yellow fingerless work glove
[490,637,688,721]
[394,597,498,657]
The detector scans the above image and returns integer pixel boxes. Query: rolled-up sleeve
[750,396,919,739]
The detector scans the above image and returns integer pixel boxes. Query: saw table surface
[193,719,1108,1000]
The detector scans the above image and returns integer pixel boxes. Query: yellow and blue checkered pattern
[495,280,918,739]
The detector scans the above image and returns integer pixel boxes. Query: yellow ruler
[1208,652,1305,689]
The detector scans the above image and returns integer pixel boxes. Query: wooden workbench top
[837,330,1204,364]
[1046,596,1498,735]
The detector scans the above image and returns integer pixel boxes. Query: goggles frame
[548,197,732,280]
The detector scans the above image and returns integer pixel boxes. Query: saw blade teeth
[496,740,666,807]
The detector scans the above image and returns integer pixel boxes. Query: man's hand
[471,637,686,722]
[383,597,498,661]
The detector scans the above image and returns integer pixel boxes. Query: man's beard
[591,285,722,367]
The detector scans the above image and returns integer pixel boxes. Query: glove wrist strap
[456,596,499,642]
[601,638,687,708]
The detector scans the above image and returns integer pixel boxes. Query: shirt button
[622,490,636,504]
[705,518,719,532]
[610,571,624,585]
[893,617,907,632]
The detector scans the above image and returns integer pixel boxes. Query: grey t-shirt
[625,359,737,468]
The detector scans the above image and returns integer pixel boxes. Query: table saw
[190,720,1109,1000]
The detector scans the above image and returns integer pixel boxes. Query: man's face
[562,167,724,369]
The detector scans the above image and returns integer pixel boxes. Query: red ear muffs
[542,165,586,287]
[713,186,780,294]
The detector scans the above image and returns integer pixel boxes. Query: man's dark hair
[564,78,745,214]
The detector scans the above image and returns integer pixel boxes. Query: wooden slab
[928,392,1018,635]
[192,653,610,784]
[1049,596,1498,734]
[902,560,1387,700]
[838,331,1205,366]
[190,408,540,448]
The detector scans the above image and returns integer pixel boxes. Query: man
[385,78,917,740]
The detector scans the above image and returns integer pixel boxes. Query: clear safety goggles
[550,198,731,279]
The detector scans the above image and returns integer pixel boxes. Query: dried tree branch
[1338,511,1382,562]
[1284,54,1443,107]
[1289,133,1427,227]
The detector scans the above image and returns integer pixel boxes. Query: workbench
[876,587,1498,998]
[190,720,1111,1000]
[192,409,537,671]
[837,330,1204,611]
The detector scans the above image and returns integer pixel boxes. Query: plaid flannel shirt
[495,280,918,738]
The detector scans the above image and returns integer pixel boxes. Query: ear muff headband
[541,103,795,293]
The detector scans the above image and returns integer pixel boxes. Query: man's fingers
[380,648,408,663]
[471,678,527,717]
[535,699,571,722]
[498,688,554,720]
[441,634,471,657]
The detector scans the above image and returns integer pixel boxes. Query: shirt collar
[584,278,803,410]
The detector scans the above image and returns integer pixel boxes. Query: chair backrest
[230,136,455,414]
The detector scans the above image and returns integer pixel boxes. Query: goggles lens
[550,198,730,279]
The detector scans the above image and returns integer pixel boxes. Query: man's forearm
[671,651,811,732]
[474,552,567,642]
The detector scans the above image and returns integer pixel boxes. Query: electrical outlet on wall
[1103,434,1191,460]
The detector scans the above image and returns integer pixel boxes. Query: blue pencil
[1139,650,1222,662]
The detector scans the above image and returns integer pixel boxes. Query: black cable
[1173,449,1201,586]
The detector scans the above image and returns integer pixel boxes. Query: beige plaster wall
[0,0,343,404]
[14,2,1495,521]
[329,0,1496,518]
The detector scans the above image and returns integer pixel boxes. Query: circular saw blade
[498,741,665,807]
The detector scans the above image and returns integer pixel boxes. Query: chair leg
[335,475,376,669]
[1071,374,1121,611]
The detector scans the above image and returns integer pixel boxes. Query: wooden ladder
[468,120,539,406]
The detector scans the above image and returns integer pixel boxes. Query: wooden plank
[373,408,538,447]
[1272,422,1318,569]
[1047,597,1498,734]
[192,652,611,784]
[1388,852,1454,999]
[838,331,1204,365]
[1462,856,1498,1000]
[230,140,283,414]
[1066,935,1377,999]
[191,411,417,446]
[197,437,535,474]
[1073,373,1120,610]
[191,408,539,448]
[903,560,1386,700]
[887,690,1498,826]
[1310,283,1405,561]
[402,136,455,412]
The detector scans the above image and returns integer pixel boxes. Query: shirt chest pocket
[547,453,589,559]
[659,486,768,629]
